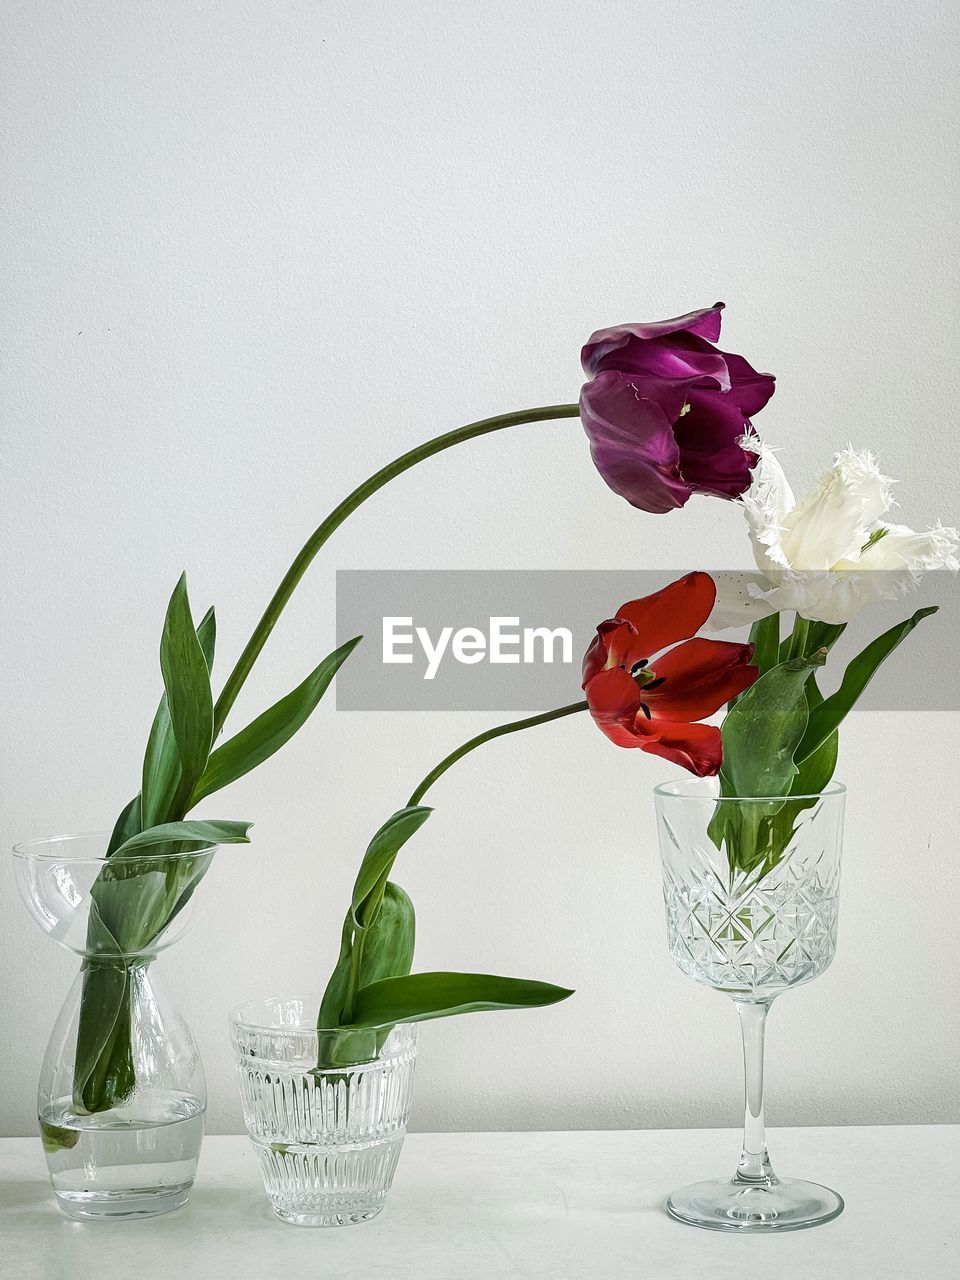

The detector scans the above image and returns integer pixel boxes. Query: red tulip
[582,572,758,775]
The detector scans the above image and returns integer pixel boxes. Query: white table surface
[1,1126,957,1280]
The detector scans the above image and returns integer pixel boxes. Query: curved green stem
[212,404,581,737]
[407,700,589,807]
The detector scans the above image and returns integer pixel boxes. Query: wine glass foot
[665,1176,843,1233]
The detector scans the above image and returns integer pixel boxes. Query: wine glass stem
[734,997,777,1185]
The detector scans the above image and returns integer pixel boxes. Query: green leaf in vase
[791,675,838,795]
[72,899,131,1113]
[778,619,847,664]
[158,574,213,800]
[316,882,416,1067]
[763,674,841,857]
[796,606,938,764]
[320,882,416,1028]
[91,820,249,953]
[108,608,216,852]
[713,650,827,875]
[350,972,574,1026]
[79,816,249,1113]
[110,819,252,858]
[142,606,216,828]
[749,613,781,676]
[726,613,780,714]
[720,650,827,797]
[106,794,143,857]
[189,635,361,805]
[350,807,432,931]
[40,1120,80,1153]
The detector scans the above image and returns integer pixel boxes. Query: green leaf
[720,651,827,797]
[190,636,361,805]
[761,675,840,861]
[73,960,134,1113]
[320,882,417,1027]
[727,613,780,714]
[40,1120,80,1153]
[111,819,252,858]
[106,794,142,857]
[316,883,417,1067]
[159,574,213,797]
[796,606,938,764]
[317,914,356,1031]
[779,619,846,663]
[90,820,249,970]
[791,676,838,795]
[350,972,574,1027]
[350,807,432,930]
[142,606,216,827]
[750,613,781,675]
[358,882,416,984]
[805,619,846,655]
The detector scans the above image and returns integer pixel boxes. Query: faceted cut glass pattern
[657,787,843,999]
[663,857,839,997]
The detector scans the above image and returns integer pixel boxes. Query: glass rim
[230,993,414,1037]
[11,830,219,864]
[654,778,847,804]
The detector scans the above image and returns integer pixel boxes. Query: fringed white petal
[727,443,955,625]
[854,520,960,573]
[778,448,895,570]
[738,439,795,574]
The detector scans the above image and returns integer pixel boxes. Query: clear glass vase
[13,833,214,1220]
[655,778,845,1232]
[231,995,420,1227]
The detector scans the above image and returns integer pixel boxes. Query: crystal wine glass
[655,778,845,1232]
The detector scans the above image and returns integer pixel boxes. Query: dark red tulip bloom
[579,303,775,515]
[582,572,758,775]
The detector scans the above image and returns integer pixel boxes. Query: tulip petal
[582,619,649,687]
[583,665,642,719]
[614,572,717,657]
[721,353,777,416]
[581,304,724,375]
[583,666,643,747]
[644,638,758,720]
[779,449,895,570]
[740,442,796,573]
[593,332,733,389]
[630,718,724,776]
[850,521,960,573]
[673,391,758,498]
[761,569,914,625]
[706,572,779,631]
[579,372,691,514]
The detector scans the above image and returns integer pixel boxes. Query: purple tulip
[579,303,775,515]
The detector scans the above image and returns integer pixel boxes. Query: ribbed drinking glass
[231,995,420,1227]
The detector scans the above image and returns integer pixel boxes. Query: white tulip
[710,441,959,627]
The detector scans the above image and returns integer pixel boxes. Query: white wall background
[2,0,958,1137]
